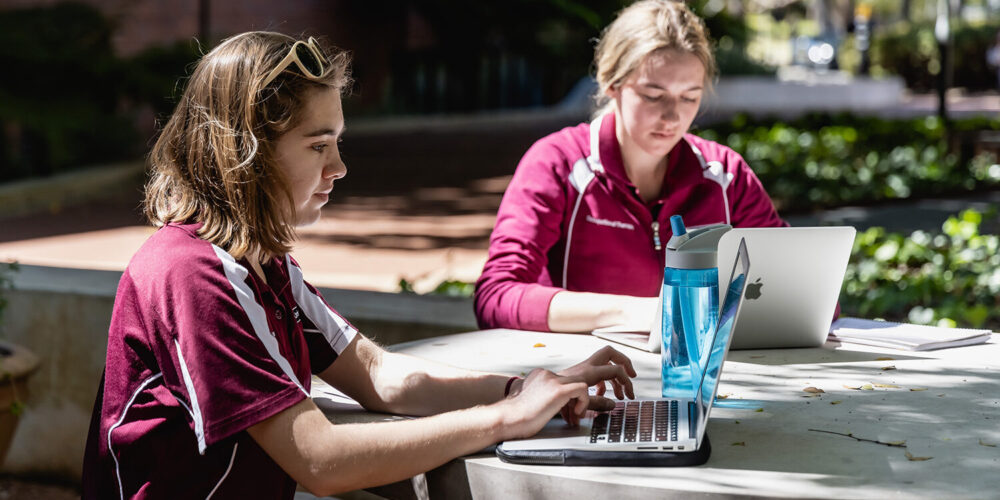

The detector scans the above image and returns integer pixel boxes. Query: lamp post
[854,3,872,76]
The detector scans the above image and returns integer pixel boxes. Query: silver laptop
[591,289,664,352]
[496,238,751,466]
[717,226,855,350]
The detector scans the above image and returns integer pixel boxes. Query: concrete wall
[0,162,144,219]
[0,265,476,481]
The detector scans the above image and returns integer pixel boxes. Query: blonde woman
[83,31,635,499]
[475,0,787,333]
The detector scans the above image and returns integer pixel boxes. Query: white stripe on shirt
[174,338,208,454]
[110,372,164,500]
[286,255,357,354]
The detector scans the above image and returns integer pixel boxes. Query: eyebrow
[303,127,345,138]
[640,82,703,92]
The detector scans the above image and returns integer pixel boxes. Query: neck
[614,110,669,202]
[246,247,269,284]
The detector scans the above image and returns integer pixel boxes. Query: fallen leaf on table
[803,387,825,393]
[873,383,901,389]
[533,343,546,348]
[734,420,740,424]
[881,366,897,371]
[980,439,997,447]
[909,388,928,392]
[844,384,861,390]
[886,440,906,446]
[861,384,874,391]
[905,450,932,461]
[875,357,895,361]
[732,441,746,446]
[754,408,764,412]
[717,393,730,399]
[830,400,843,405]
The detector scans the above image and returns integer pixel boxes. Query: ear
[604,84,621,101]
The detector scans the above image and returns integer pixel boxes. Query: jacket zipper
[651,221,662,251]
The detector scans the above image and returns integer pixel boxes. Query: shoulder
[518,121,590,174]
[126,224,234,296]
[682,133,745,168]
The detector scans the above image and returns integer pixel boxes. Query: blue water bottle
[661,215,731,398]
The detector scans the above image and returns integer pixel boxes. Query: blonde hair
[593,0,716,117]
[145,31,351,259]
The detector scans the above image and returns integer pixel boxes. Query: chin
[294,212,322,228]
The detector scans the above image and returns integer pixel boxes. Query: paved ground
[0,476,78,500]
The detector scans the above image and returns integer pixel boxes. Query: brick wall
[1,0,408,109]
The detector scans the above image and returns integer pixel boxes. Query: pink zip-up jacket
[474,112,788,331]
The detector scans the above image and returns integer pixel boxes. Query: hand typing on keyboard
[499,345,636,438]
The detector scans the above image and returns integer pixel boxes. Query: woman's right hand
[498,345,635,440]
[497,368,593,441]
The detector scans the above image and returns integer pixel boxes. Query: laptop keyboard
[589,400,678,444]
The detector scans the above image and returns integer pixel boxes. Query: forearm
[369,351,512,416]
[547,290,657,333]
[253,398,507,496]
[323,337,513,417]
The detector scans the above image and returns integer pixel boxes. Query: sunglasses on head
[261,37,328,88]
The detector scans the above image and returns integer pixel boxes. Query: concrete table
[313,329,1000,499]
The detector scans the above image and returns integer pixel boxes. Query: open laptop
[717,227,855,349]
[594,226,855,352]
[496,238,751,466]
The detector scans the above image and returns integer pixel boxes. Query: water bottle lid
[665,222,732,269]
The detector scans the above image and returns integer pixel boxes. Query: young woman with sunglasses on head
[82,31,636,499]
[474,0,788,333]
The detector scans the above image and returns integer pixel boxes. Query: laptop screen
[695,237,750,437]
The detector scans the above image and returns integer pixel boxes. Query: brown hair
[593,0,716,116]
[145,31,351,259]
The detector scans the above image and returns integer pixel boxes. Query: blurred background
[0,1,999,496]
[1,0,998,181]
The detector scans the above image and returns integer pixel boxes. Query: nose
[660,99,679,123]
[323,157,347,180]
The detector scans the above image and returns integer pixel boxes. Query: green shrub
[696,114,1000,213]
[841,208,1000,331]
[871,20,1000,91]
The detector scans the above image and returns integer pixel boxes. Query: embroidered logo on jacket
[585,215,635,231]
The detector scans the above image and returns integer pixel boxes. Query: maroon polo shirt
[82,223,358,499]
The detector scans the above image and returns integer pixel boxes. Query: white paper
[828,317,992,351]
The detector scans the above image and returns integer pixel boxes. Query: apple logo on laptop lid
[745,278,763,300]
